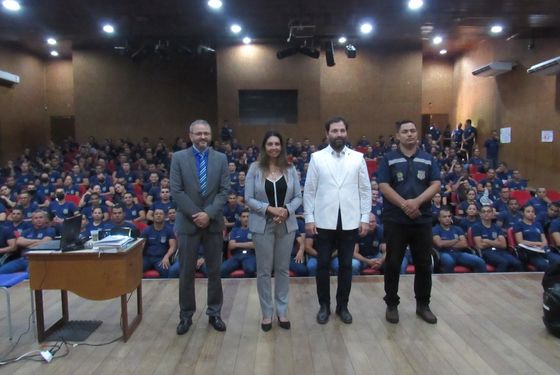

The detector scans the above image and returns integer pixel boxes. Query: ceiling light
[230,24,242,34]
[408,0,423,10]
[433,36,443,45]
[2,0,21,11]
[345,44,357,58]
[338,36,347,44]
[242,36,251,45]
[102,24,115,34]
[439,49,447,55]
[360,22,373,34]
[50,51,59,57]
[207,0,222,10]
[490,25,503,33]
[47,38,57,46]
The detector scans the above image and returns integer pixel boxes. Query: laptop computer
[31,214,83,252]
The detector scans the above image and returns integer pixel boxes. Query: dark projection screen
[238,90,298,125]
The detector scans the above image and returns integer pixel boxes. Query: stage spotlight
[277,46,299,59]
[345,44,357,58]
[325,40,335,67]
[338,36,347,44]
[300,46,320,59]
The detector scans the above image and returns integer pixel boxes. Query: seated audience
[432,208,487,273]
[472,206,522,272]
[221,210,256,277]
[0,210,56,274]
[142,208,179,278]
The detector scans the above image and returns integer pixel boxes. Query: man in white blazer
[304,117,371,324]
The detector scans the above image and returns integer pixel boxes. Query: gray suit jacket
[170,147,230,235]
[245,162,302,234]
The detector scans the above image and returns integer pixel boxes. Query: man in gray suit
[170,119,230,335]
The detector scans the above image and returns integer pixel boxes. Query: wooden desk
[27,239,144,342]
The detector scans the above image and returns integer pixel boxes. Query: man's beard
[330,137,346,152]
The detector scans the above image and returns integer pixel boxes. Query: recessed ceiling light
[102,24,115,34]
[50,51,59,57]
[439,49,447,55]
[408,0,424,10]
[490,25,503,33]
[360,22,373,34]
[433,35,443,45]
[207,0,222,10]
[242,36,252,45]
[2,0,21,11]
[338,36,347,44]
[230,24,242,34]
[47,37,57,46]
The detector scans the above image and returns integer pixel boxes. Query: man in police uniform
[378,120,441,324]
[220,210,256,277]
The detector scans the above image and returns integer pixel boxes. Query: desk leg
[35,290,69,342]
[121,282,143,342]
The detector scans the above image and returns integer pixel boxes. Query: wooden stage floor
[1,273,559,374]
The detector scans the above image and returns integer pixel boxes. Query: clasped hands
[192,211,210,228]
[400,199,421,219]
[268,206,288,224]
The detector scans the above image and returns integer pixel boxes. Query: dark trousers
[383,221,433,307]
[316,213,358,307]
[178,230,223,321]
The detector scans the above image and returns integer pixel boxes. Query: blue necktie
[198,153,207,196]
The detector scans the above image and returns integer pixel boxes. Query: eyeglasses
[191,132,211,137]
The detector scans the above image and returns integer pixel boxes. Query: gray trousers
[252,220,296,319]
[178,230,223,321]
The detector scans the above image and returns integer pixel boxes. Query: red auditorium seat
[355,146,368,154]
[366,159,378,176]
[134,221,148,233]
[506,227,536,271]
[510,190,531,207]
[406,264,415,274]
[471,172,486,183]
[65,194,81,206]
[547,190,560,202]
[226,247,246,278]
[143,270,160,278]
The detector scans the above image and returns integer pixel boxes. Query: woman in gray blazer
[245,131,302,331]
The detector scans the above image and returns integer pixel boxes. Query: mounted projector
[472,62,514,77]
[527,56,560,76]
[0,70,20,85]
[288,25,315,41]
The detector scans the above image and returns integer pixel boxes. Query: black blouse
[265,175,287,207]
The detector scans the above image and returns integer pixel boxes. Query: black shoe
[277,317,291,330]
[209,316,227,331]
[261,321,272,332]
[335,306,353,324]
[385,306,399,324]
[176,319,192,335]
[416,305,437,324]
[316,304,331,324]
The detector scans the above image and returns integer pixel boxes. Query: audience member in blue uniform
[2,206,31,236]
[497,198,523,230]
[457,203,480,232]
[142,208,179,278]
[506,170,528,191]
[493,187,510,214]
[122,192,146,222]
[289,220,308,276]
[48,188,79,224]
[483,130,500,168]
[547,218,560,267]
[351,213,386,275]
[0,210,56,273]
[0,225,17,265]
[528,188,551,217]
[220,210,256,277]
[222,192,244,232]
[146,187,173,221]
[85,207,110,236]
[472,206,522,272]
[432,208,486,273]
[513,204,549,271]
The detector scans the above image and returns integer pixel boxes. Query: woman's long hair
[258,130,290,175]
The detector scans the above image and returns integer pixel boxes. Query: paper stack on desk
[94,235,135,251]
